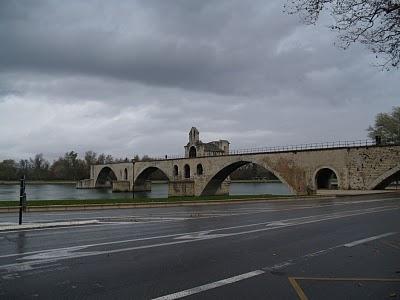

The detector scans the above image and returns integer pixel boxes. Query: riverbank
[0,180,76,185]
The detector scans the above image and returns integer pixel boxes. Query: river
[0,182,292,201]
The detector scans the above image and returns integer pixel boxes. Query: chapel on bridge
[184,127,230,158]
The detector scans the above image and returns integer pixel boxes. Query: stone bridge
[78,144,400,197]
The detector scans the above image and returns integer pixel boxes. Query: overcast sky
[1,0,399,161]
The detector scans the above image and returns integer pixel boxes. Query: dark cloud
[0,0,399,160]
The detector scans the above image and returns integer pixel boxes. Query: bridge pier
[213,179,230,196]
[168,178,231,197]
[198,178,230,196]
[168,180,195,197]
[112,180,131,192]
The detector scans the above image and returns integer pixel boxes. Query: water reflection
[0,182,292,201]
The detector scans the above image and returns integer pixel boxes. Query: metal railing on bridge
[228,139,376,155]
[148,138,397,161]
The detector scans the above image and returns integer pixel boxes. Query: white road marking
[265,221,288,227]
[0,213,331,258]
[152,229,399,299]
[0,206,400,258]
[0,205,398,273]
[344,232,397,247]
[0,205,394,259]
[152,270,265,300]
[1,196,398,234]
[174,231,229,240]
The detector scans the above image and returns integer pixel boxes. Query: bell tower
[189,127,199,144]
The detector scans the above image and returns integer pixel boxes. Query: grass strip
[0,194,295,207]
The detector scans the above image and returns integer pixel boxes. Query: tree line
[0,151,131,181]
[0,152,278,182]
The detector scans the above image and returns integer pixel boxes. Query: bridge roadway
[0,194,400,299]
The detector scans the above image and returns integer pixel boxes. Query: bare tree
[285,0,400,70]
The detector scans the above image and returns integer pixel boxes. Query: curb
[0,220,101,232]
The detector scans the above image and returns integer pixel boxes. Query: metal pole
[19,175,25,225]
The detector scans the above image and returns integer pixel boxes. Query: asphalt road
[1,194,400,299]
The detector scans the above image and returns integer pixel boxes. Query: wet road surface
[1,194,399,299]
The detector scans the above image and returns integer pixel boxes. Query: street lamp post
[19,175,27,225]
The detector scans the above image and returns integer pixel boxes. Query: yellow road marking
[381,240,400,250]
[288,276,400,300]
[293,277,400,282]
[288,277,309,300]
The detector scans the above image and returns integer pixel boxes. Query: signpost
[19,175,27,225]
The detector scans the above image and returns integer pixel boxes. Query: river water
[0,182,292,201]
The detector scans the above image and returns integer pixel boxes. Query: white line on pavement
[0,205,398,273]
[344,232,397,247]
[0,205,395,259]
[152,270,265,300]
[152,230,399,300]
[1,196,397,233]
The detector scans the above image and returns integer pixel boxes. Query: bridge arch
[134,166,171,186]
[95,166,117,188]
[200,159,295,196]
[313,167,340,190]
[368,164,400,190]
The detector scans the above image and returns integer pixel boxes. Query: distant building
[184,127,230,158]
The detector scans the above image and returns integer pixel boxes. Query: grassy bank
[0,194,294,207]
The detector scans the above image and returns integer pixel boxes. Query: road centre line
[0,206,397,273]
[153,231,398,300]
[0,205,398,260]
[344,232,397,247]
[152,270,266,300]
[0,205,396,259]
